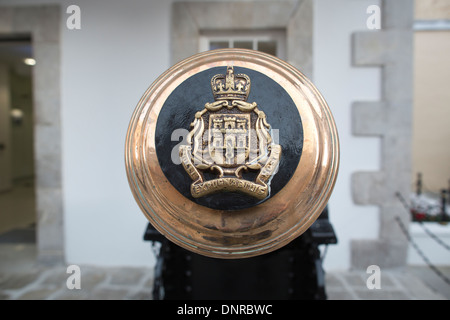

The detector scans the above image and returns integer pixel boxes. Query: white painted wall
[59,0,171,266]
[314,0,381,270]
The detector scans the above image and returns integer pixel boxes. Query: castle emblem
[179,66,281,200]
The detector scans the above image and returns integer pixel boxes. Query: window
[199,30,286,59]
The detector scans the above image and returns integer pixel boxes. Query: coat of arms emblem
[179,66,282,200]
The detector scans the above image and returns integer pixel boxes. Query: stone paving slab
[325,270,446,300]
[0,264,446,300]
[0,265,154,300]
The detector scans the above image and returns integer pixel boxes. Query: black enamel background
[155,67,303,210]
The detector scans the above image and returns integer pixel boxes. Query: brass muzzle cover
[125,49,339,259]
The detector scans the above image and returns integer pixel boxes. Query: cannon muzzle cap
[125,49,339,259]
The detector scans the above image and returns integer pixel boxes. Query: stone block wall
[351,0,414,269]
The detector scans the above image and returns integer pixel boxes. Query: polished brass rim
[125,49,339,259]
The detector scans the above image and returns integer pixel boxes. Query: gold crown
[211,66,250,101]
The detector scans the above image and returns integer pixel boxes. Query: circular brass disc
[125,49,339,259]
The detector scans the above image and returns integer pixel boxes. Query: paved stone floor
[0,265,447,300]
[325,269,447,300]
[0,244,447,300]
[0,264,154,300]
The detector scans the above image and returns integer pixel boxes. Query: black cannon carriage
[144,207,337,300]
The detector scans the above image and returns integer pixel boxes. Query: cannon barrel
[125,49,339,259]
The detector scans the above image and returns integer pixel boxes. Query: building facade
[1,0,446,271]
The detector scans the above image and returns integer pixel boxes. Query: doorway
[0,34,36,246]
[0,5,63,265]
